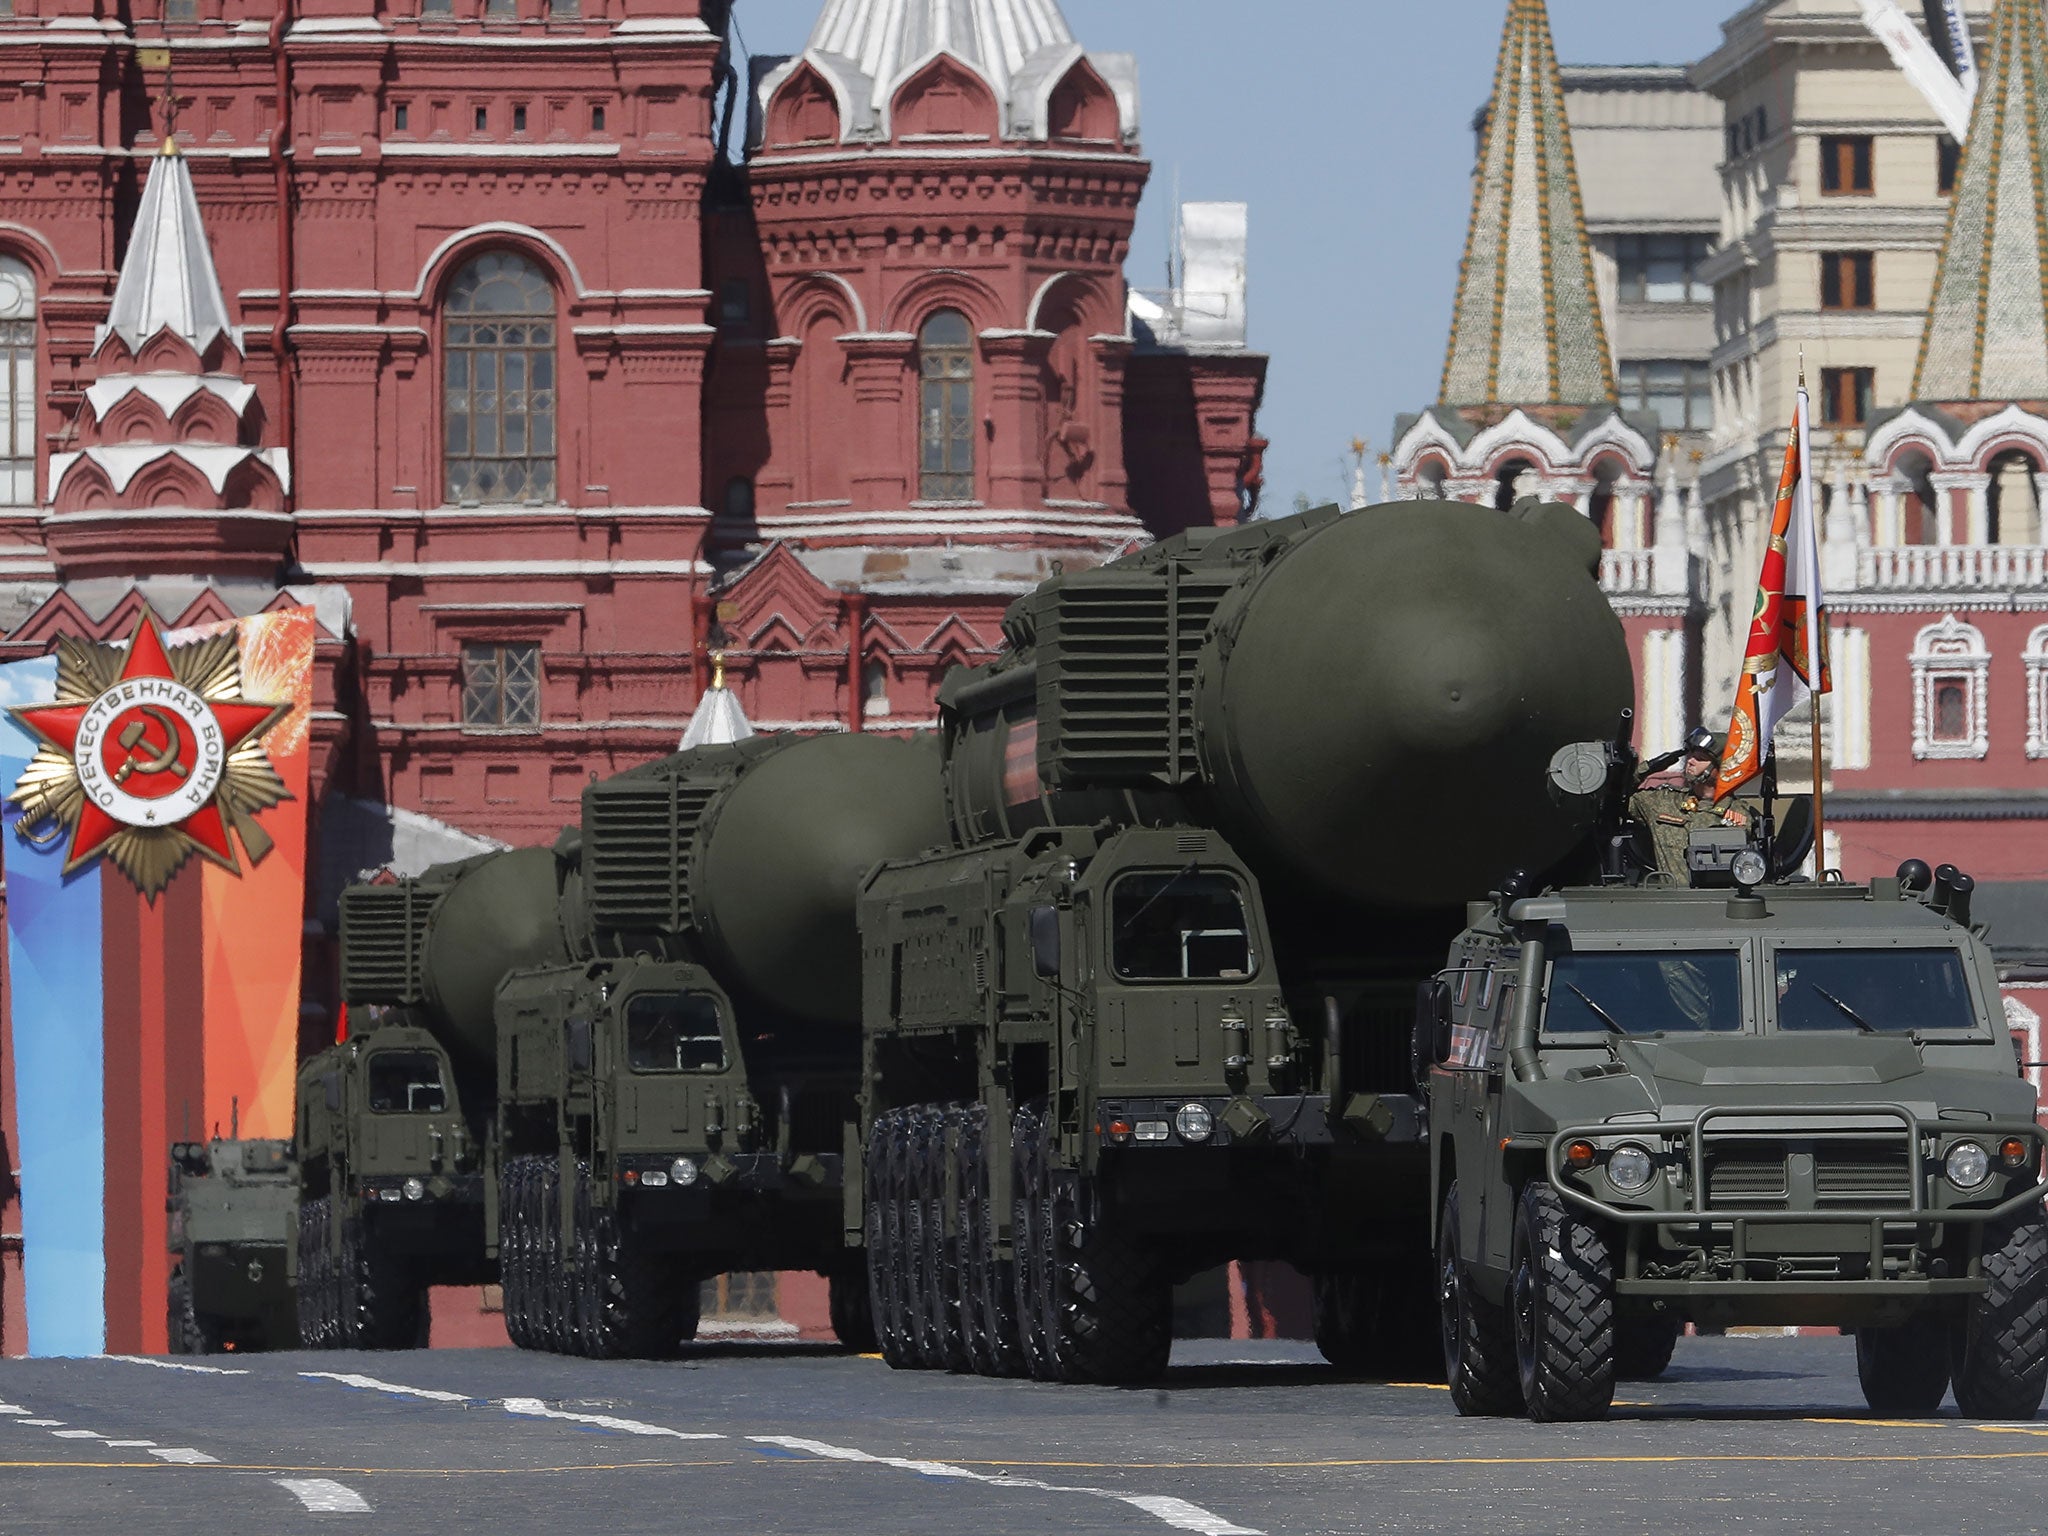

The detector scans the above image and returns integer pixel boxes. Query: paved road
[3,1334,2046,1535]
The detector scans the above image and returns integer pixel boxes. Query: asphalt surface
[3,1333,2047,1535]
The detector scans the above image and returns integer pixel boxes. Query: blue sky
[728,1,1731,513]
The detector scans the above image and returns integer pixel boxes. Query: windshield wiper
[1811,984,1878,1034]
[1117,861,1198,938]
[1565,983,1629,1038]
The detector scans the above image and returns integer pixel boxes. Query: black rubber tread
[1011,1101,1059,1381]
[295,1198,329,1349]
[1614,1313,1683,1382]
[503,1158,529,1350]
[1952,1208,2048,1419]
[905,1107,945,1368]
[539,1160,567,1355]
[586,1188,695,1360]
[955,1105,995,1377]
[865,1112,909,1368]
[1310,1270,1375,1374]
[971,1103,1026,1380]
[1857,1311,1951,1415]
[1510,1181,1615,1422]
[828,1261,878,1353]
[1020,1105,1170,1386]
[1440,1183,1523,1416]
[932,1104,974,1373]
[354,1214,426,1350]
[570,1163,598,1359]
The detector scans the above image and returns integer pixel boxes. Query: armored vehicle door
[1440,943,1512,1265]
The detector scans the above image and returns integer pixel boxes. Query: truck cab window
[1773,948,1977,1034]
[1544,951,1743,1036]
[1111,870,1254,981]
[627,993,727,1073]
[367,1051,448,1113]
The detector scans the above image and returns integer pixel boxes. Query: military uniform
[1627,785,1755,881]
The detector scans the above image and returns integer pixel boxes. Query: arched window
[445,251,556,505]
[2026,625,2048,760]
[0,256,35,506]
[1911,613,1990,760]
[919,310,974,501]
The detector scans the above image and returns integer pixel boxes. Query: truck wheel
[538,1161,566,1355]
[1311,1270,1375,1374]
[966,1103,1025,1379]
[904,1107,944,1368]
[295,1198,326,1349]
[343,1215,425,1350]
[501,1159,531,1350]
[167,1266,191,1354]
[587,1205,691,1359]
[569,1164,600,1359]
[1021,1103,1170,1385]
[931,1104,973,1373]
[866,1112,910,1368]
[1011,1101,1060,1381]
[828,1260,877,1353]
[1615,1314,1683,1381]
[1439,1182,1522,1416]
[1856,1312,1951,1415]
[1952,1208,2048,1419]
[1510,1181,1615,1422]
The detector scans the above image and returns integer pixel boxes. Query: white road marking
[299,1372,473,1404]
[17,1419,64,1427]
[50,1430,104,1438]
[149,1448,219,1465]
[103,1440,158,1448]
[106,1355,251,1376]
[750,1435,1264,1536]
[501,1397,725,1440]
[276,1478,372,1513]
[0,1404,25,1414]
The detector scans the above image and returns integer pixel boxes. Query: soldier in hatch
[1627,726,1754,881]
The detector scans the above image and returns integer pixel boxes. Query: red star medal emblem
[8,612,288,888]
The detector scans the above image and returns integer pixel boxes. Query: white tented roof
[99,148,239,358]
[680,679,755,750]
[757,0,1138,145]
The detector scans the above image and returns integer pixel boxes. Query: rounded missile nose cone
[1199,500,1633,908]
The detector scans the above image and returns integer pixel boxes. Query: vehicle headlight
[1606,1143,1656,1194]
[1731,848,1768,889]
[1946,1140,1992,1191]
[402,1176,425,1202]
[671,1156,699,1186]
[1175,1103,1215,1143]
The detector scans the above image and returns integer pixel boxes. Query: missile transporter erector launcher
[856,499,1636,1384]
[315,733,948,1356]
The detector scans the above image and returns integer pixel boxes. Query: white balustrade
[1858,544,2048,591]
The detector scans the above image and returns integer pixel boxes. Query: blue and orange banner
[0,606,312,1355]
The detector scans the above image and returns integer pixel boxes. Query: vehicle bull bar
[1543,1104,2048,1265]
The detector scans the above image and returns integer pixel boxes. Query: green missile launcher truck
[855,498,1637,1384]
[312,732,946,1356]
[166,1136,299,1353]
[1428,810,2048,1422]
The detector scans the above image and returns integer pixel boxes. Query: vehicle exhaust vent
[584,773,717,935]
[339,883,434,1005]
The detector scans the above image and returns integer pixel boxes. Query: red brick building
[0,0,1266,1046]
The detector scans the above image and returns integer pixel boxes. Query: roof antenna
[230,1096,238,1141]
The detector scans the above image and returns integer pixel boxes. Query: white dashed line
[298,1372,473,1404]
[501,1397,725,1440]
[0,1404,25,1414]
[103,1440,158,1448]
[749,1435,1264,1536]
[50,1430,104,1439]
[106,1355,251,1376]
[17,1419,64,1427]
[276,1478,372,1513]
[148,1448,220,1465]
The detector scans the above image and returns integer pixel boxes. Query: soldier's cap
[1684,726,1725,759]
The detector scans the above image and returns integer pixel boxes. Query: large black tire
[539,1160,568,1355]
[828,1262,877,1353]
[931,1105,973,1373]
[1016,1101,1170,1385]
[1510,1181,1614,1422]
[866,1112,912,1368]
[500,1159,532,1351]
[1311,1269,1375,1374]
[295,1198,328,1349]
[1952,1208,2048,1419]
[1011,1102,1060,1381]
[1439,1182,1522,1416]
[1857,1311,1951,1415]
[904,1108,945,1368]
[958,1104,1024,1378]
[587,1203,695,1359]
[339,1214,425,1350]
[1615,1313,1683,1382]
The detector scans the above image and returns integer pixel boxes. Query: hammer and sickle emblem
[113,704,190,786]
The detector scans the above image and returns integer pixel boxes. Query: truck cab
[1428,869,2048,1422]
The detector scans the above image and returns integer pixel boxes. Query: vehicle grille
[1706,1151,1787,1206]
[1814,1145,1913,1207]
[1704,1140,1915,1210]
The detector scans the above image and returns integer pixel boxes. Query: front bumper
[1543,1105,2048,1302]
[1094,1092,1423,1149]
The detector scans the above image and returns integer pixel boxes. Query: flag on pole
[1715,385,1831,800]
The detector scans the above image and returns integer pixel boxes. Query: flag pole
[1799,350,1828,878]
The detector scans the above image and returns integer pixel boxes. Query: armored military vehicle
[166,1137,298,1353]
[855,498,1635,1383]
[314,732,947,1356]
[1428,837,2048,1422]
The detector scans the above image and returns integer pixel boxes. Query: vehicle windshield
[1111,870,1255,981]
[1772,948,1979,1034]
[367,1051,448,1114]
[1544,950,1745,1036]
[626,993,727,1073]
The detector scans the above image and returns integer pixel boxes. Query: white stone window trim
[2025,624,2048,760]
[1911,612,1990,761]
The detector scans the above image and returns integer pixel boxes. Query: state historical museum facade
[0,0,1265,1049]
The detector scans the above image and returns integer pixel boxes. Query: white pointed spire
[680,653,755,751]
[101,145,237,359]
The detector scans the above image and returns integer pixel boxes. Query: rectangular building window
[1614,234,1713,304]
[485,0,515,16]
[473,105,488,133]
[164,0,197,20]
[1939,136,1961,195]
[718,280,750,327]
[462,643,541,730]
[1821,251,1874,310]
[393,103,410,132]
[1820,134,1873,195]
[591,104,606,131]
[1819,367,1875,426]
[512,104,528,134]
[554,0,581,16]
[421,0,453,16]
[1619,360,1713,432]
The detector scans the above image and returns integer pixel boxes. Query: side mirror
[1028,905,1062,981]
[1414,979,1455,1071]
[322,1072,342,1112]
[566,1017,593,1074]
